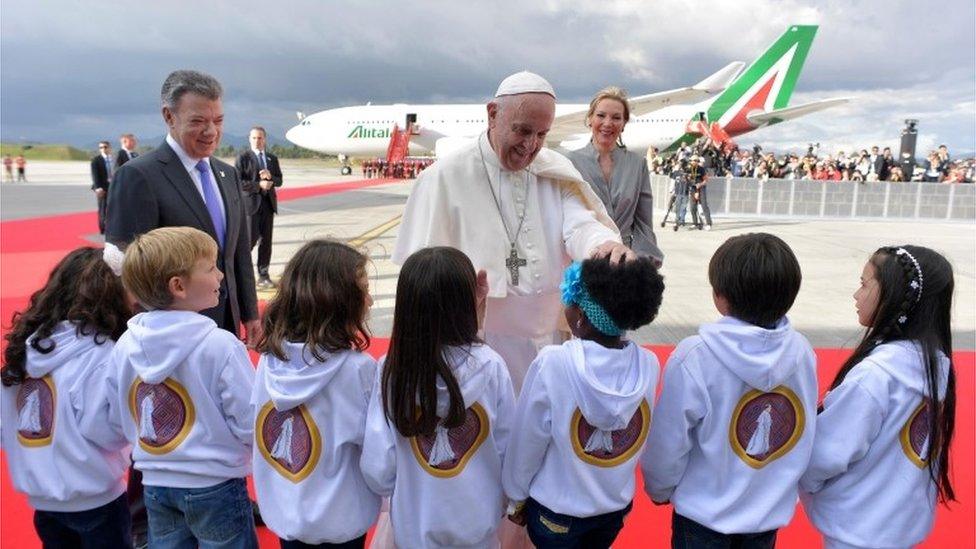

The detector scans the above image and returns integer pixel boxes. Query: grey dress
[566,142,664,262]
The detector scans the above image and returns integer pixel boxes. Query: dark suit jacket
[105,141,258,333]
[116,149,137,168]
[90,155,112,191]
[871,154,885,176]
[234,150,282,216]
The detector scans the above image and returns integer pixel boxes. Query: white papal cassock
[393,132,620,392]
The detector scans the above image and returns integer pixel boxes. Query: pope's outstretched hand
[590,241,637,264]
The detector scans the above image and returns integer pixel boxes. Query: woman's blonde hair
[586,86,630,148]
[586,86,631,124]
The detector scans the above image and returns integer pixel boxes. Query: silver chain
[478,137,528,247]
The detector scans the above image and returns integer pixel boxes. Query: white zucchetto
[494,71,556,99]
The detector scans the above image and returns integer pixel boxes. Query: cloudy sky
[2,0,974,155]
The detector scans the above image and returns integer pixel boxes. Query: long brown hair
[382,247,480,437]
[256,240,370,362]
[829,246,956,503]
[2,247,132,386]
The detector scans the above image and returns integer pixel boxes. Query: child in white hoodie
[110,227,257,548]
[252,240,380,548]
[642,232,818,548]
[361,246,516,549]
[801,246,957,549]
[1,247,134,548]
[503,256,665,549]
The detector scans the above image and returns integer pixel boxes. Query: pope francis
[393,71,635,392]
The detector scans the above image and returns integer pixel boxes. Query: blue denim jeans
[33,493,132,549]
[671,512,777,549]
[143,478,257,549]
[524,498,632,549]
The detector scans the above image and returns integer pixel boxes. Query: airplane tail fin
[707,25,818,136]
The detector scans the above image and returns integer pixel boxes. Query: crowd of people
[362,157,435,179]
[0,70,960,549]
[648,139,975,183]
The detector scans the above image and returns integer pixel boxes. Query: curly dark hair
[2,247,132,386]
[582,256,664,331]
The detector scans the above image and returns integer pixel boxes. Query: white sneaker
[705,224,712,231]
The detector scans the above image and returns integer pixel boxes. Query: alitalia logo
[347,125,392,139]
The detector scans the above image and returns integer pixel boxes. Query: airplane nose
[285,125,304,148]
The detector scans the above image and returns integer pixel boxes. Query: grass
[1,143,89,161]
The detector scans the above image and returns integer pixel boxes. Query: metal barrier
[650,176,975,222]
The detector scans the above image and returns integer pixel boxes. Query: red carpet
[1,181,973,548]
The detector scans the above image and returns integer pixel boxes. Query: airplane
[286,25,848,174]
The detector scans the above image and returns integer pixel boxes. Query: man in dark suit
[90,141,113,234]
[106,69,260,342]
[115,133,139,168]
[235,126,282,289]
[868,145,885,181]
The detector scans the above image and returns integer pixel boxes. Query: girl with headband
[801,245,958,549]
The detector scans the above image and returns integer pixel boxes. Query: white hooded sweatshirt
[503,339,659,517]
[361,344,516,549]
[1,321,130,512]
[800,340,950,548]
[641,316,818,534]
[252,342,380,544]
[108,310,254,488]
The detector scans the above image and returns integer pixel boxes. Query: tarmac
[3,159,974,348]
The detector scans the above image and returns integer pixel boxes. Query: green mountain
[1,143,89,160]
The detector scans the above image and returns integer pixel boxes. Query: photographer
[852,149,870,182]
[686,155,713,231]
[669,158,692,231]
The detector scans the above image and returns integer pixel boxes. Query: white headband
[895,247,924,303]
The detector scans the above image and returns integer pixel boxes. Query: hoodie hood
[25,321,96,378]
[699,316,804,392]
[432,345,493,417]
[868,340,950,400]
[122,311,218,384]
[263,341,346,411]
[566,339,652,431]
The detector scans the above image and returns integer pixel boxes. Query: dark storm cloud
[1,0,973,152]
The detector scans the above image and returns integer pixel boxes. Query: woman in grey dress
[565,87,664,263]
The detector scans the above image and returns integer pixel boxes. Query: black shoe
[673,223,679,232]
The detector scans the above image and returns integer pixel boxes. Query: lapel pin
[219,171,225,177]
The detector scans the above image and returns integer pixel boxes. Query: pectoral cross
[506,245,527,286]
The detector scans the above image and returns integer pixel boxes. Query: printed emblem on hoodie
[729,386,805,468]
[411,402,489,478]
[129,378,195,454]
[16,376,56,447]
[900,401,933,469]
[256,401,322,482]
[571,400,650,467]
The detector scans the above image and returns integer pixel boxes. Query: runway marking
[348,215,402,248]
[255,214,402,300]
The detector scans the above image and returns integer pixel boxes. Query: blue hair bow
[560,262,621,336]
